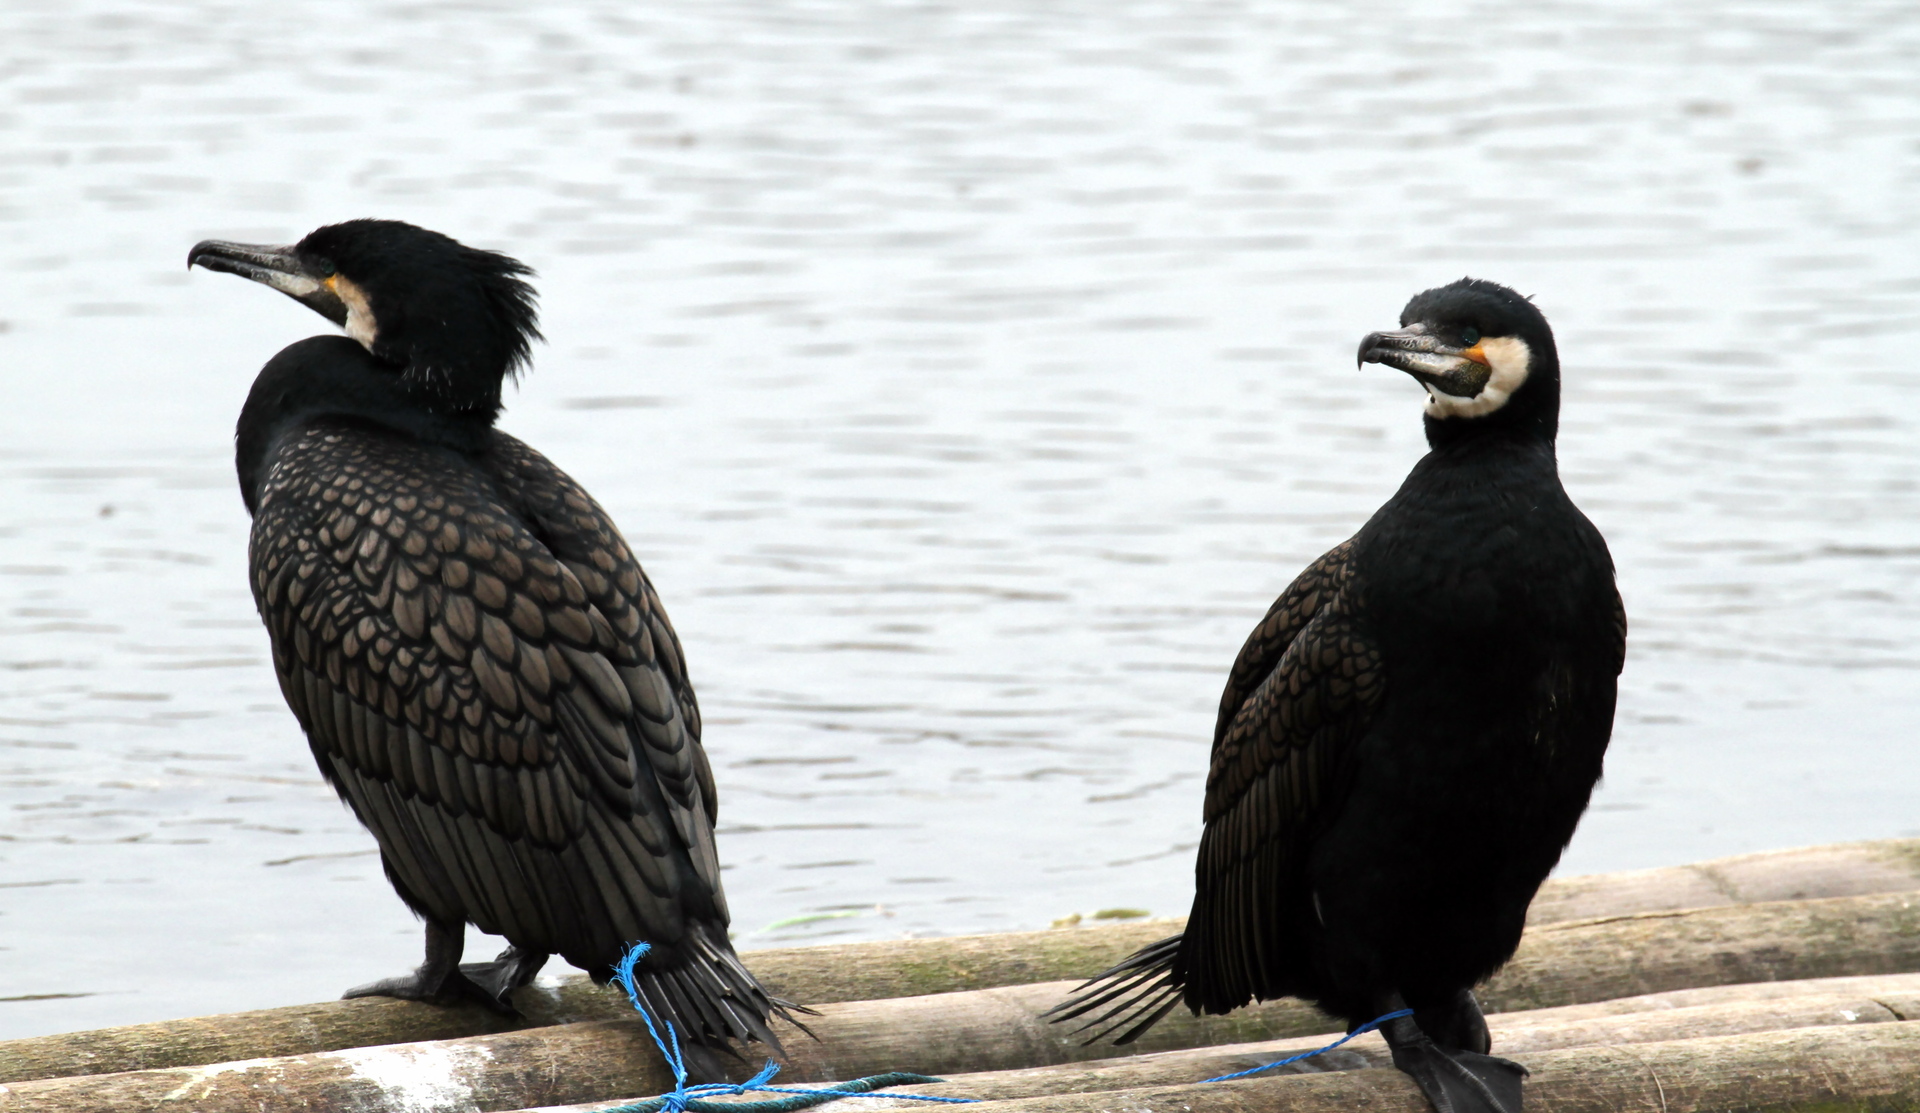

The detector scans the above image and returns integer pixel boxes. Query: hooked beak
[187,240,348,327]
[1357,324,1492,399]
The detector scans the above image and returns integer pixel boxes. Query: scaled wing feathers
[1048,538,1385,1040]
[251,422,782,1048]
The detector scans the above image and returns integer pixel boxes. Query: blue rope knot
[1200,1006,1413,1083]
[606,941,980,1113]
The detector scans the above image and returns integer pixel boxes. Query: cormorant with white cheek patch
[1048,279,1625,1113]
[190,220,800,1076]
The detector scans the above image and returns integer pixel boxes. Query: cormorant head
[1356,278,1560,444]
[189,219,540,417]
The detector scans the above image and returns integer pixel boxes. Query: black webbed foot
[340,918,518,1016]
[1382,1009,1526,1113]
[458,944,549,1012]
[343,967,515,1015]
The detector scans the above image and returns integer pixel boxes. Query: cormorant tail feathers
[1041,933,1186,1045]
[614,927,816,1078]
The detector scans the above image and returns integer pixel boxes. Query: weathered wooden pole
[7,893,1920,1113]
[1478,890,1920,1013]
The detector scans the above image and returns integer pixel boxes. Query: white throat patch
[331,275,379,351]
[1424,335,1532,419]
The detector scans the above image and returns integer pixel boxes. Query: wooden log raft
[731,977,1920,1111]
[894,1023,1920,1113]
[6,892,1920,1113]
[5,837,1918,1085]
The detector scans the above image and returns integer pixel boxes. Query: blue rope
[1200,1007,1413,1083]
[606,941,981,1113]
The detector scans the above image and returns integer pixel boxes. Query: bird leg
[1377,992,1527,1113]
[343,919,516,1016]
[459,944,549,1011]
[1415,988,1493,1055]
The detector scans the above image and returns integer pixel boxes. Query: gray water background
[2,0,1918,1039]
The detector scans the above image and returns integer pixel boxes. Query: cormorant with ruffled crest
[1048,279,1625,1113]
[190,219,797,1075]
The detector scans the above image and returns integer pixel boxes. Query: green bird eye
[1460,327,1480,346]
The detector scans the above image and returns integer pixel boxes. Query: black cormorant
[1049,279,1625,1113]
[190,219,796,1074]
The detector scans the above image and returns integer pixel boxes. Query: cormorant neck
[376,341,510,415]
[236,335,498,515]
[1421,369,1560,452]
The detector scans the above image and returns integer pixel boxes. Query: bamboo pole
[882,1022,1920,1113]
[7,893,1920,1113]
[6,839,1919,1084]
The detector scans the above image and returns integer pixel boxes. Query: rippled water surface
[3,0,1918,1038]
